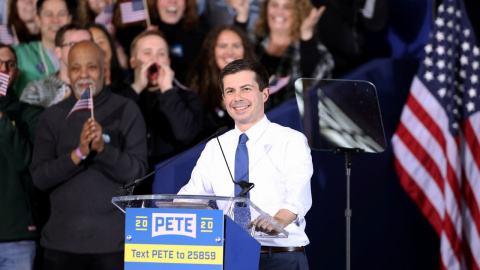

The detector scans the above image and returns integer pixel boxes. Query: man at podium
[178,59,313,270]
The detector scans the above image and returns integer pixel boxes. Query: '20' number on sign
[201,221,213,229]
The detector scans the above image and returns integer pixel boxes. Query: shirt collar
[234,115,270,145]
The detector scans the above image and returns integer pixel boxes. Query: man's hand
[232,0,252,24]
[250,213,281,235]
[156,61,174,93]
[131,60,156,94]
[89,118,104,153]
[300,6,326,41]
[71,118,94,165]
[249,209,297,235]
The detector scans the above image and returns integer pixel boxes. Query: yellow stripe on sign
[201,218,213,220]
[136,216,148,218]
[124,244,223,265]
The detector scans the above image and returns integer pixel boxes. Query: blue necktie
[234,133,250,230]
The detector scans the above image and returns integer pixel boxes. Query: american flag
[0,24,17,45]
[68,88,93,117]
[95,3,115,31]
[269,75,291,95]
[0,71,9,96]
[120,0,147,24]
[392,0,480,268]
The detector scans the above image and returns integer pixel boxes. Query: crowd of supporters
[0,0,391,269]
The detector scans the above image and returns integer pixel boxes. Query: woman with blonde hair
[252,0,334,110]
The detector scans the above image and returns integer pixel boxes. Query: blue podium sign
[124,208,224,270]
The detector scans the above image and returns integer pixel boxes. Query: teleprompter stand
[333,147,364,270]
[295,79,386,270]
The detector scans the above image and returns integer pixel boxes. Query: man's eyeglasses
[0,60,17,72]
[59,42,78,47]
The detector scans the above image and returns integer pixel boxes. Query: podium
[112,194,288,270]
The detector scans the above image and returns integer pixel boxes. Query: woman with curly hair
[188,25,255,138]
[7,0,40,43]
[253,0,334,110]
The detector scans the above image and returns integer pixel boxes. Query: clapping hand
[88,118,104,153]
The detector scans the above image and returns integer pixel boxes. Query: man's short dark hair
[55,23,91,47]
[37,0,71,15]
[0,44,17,62]
[218,59,269,94]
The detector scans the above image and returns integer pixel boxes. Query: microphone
[118,126,229,195]
[216,135,255,198]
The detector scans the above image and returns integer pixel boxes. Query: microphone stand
[333,147,364,270]
[215,136,255,199]
[118,126,229,196]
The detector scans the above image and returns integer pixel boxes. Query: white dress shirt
[178,115,313,247]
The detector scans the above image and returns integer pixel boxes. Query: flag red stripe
[440,260,447,270]
[463,178,480,248]
[462,230,480,270]
[409,93,464,212]
[463,119,480,179]
[407,93,447,154]
[394,157,443,235]
[443,213,463,264]
[396,122,445,191]
[463,120,480,236]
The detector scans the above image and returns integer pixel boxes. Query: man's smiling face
[222,70,269,132]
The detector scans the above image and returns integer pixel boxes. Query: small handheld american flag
[95,3,115,31]
[0,71,9,97]
[68,88,93,117]
[0,25,18,45]
[268,75,291,95]
[120,0,148,25]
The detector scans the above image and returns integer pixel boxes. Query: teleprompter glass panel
[294,79,386,153]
